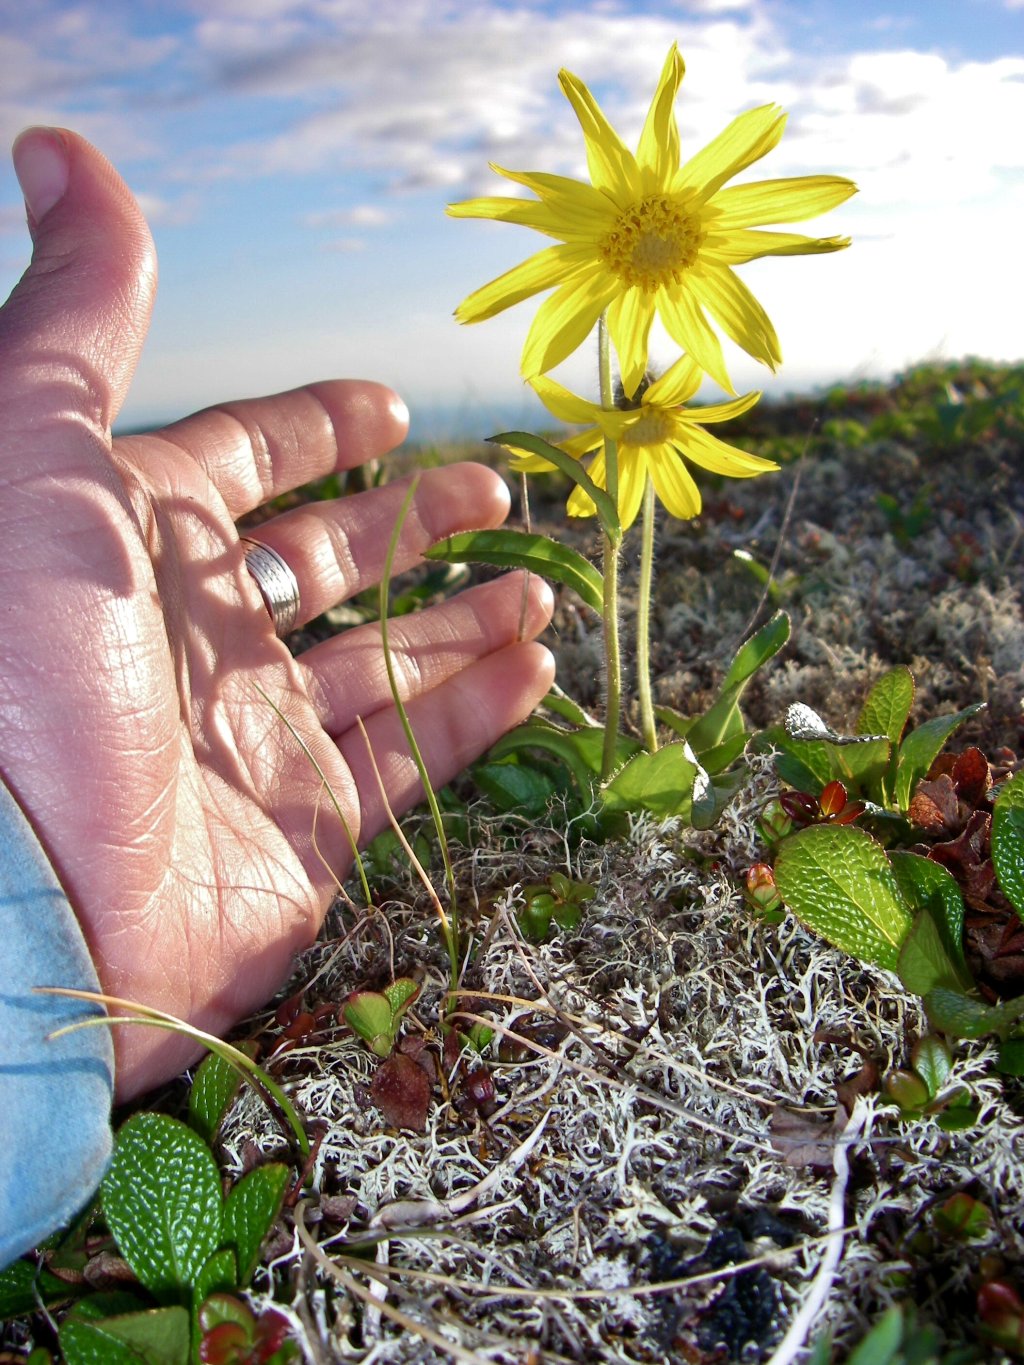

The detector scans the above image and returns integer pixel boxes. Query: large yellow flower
[512,354,777,529]
[450,46,856,396]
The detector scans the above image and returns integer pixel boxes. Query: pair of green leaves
[762,665,984,816]
[483,610,791,827]
[774,770,1024,1047]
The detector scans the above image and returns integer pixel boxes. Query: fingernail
[13,127,69,225]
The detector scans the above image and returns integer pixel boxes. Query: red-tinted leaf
[200,1322,251,1365]
[953,746,992,804]
[834,801,867,826]
[930,809,995,904]
[819,780,849,818]
[779,790,819,825]
[370,1053,432,1131]
[909,774,960,832]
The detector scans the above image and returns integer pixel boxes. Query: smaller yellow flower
[513,354,777,528]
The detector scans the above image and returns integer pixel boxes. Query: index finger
[131,379,410,519]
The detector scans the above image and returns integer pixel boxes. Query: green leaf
[473,759,557,816]
[773,825,913,971]
[924,987,1024,1039]
[857,666,914,746]
[188,1047,251,1147]
[847,1305,904,1365]
[192,1248,237,1305]
[489,720,640,798]
[911,1035,952,1099]
[60,1307,190,1365]
[992,770,1024,919]
[996,1039,1024,1075]
[685,612,790,755]
[383,978,420,1017]
[0,1259,75,1318]
[488,431,621,540]
[600,743,698,819]
[897,911,966,996]
[890,851,968,982]
[101,1115,223,1297]
[895,702,986,810]
[343,993,396,1058]
[425,529,604,614]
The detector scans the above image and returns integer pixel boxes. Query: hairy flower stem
[637,476,658,752]
[598,316,623,779]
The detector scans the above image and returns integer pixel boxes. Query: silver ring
[240,538,301,638]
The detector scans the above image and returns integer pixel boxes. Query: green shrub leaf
[426,529,604,613]
[992,770,1024,919]
[773,825,913,971]
[894,702,985,810]
[889,850,968,981]
[59,1306,190,1365]
[473,759,557,815]
[924,987,1024,1039]
[897,911,965,996]
[188,1048,251,1147]
[857,666,914,746]
[101,1114,223,1296]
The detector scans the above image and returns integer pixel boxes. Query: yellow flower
[449,46,856,396]
[512,354,778,529]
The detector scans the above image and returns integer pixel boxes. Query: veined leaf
[59,1305,190,1365]
[426,529,603,613]
[857,666,914,746]
[222,1164,290,1286]
[188,1045,255,1147]
[924,987,1024,1039]
[890,850,969,982]
[101,1115,222,1297]
[992,770,1024,919]
[897,910,965,996]
[774,825,913,971]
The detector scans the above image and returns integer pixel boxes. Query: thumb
[1,127,156,437]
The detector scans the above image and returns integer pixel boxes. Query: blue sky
[2,0,1022,440]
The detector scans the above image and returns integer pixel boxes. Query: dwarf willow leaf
[773,825,913,971]
[425,528,604,613]
[894,702,985,811]
[924,988,1024,1039]
[857,666,914,746]
[59,1306,190,1365]
[473,760,557,815]
[101,1115,223,1296]
[890,851,969,982]
[897,911,964,996]
[992,770,1024,919]
[188,1048,250,1147]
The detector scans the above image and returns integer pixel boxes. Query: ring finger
[242,463,511,629]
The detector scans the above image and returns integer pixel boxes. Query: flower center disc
[622,408,672,446]
[600,195,702,291]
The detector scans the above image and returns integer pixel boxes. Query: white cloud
[304,204,392,228]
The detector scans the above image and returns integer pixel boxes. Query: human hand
[0,128,554,1100]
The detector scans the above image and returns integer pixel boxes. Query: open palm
[0,129,553,1099]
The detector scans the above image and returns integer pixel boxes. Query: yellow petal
[615,449,648,529]
[605,288,657,400]
[645,353,703,407]
[702,228,853,265]
[521,269,621,377]
[678,388,762,425]
[531,375,602,426]
[675,105,786,202]
[567,449,604,518]
[491,166,617,227]
[680,425,779,477]
[657,285,735,395]
[689,264,781,370]
[454,243,592,324]
[649,447,702,519]
[708,175,858,228]
[636,45,684,188]
[561,428,605,460]
[558,68,642,202]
